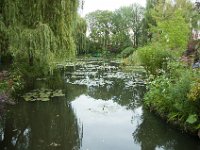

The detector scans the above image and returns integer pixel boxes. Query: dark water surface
[0,61,199,150]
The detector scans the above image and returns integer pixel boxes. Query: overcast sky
[79,0,146,16]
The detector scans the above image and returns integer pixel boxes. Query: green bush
[120,47,135,58]
[0,81,9,93]
[188,78,200,102]
[138,43,170,76]
[144,69,200,132]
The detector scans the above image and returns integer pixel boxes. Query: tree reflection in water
[1,62,200,150]
[133,108,200,150]
[0,98,82,150]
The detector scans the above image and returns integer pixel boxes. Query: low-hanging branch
[0,0,79,72]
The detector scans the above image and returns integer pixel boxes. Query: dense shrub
[130,51,141,66]
[138,43,170,76]
[188,78,200,102]
[144,69,200,133]
[120,47,135,58]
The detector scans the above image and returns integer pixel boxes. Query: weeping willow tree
[0,0,79,75]
[74,16,87,55]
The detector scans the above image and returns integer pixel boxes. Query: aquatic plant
[22,88,65,102]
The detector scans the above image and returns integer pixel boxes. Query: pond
[0,61,199,150]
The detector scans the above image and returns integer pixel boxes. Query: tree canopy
[0,0,79,75]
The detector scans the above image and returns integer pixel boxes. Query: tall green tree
[130,4,145,48]
[141,0,157,43]
[0,0,79,75]
[138,0,191,75]
[85,4,145,54]
[150,0,191,50]
[112,4,144,49]
[86,10,113,53]
[111,6,134,52]
[74,16,87,55]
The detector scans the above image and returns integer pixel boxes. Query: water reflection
[0,98,82,150]
[133,108,200,150]
[71,95,142,150]
[0,62,200,150]
[66,62,200,150]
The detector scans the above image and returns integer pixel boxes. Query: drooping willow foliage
[74,16,87,55]
[0,0,79,74]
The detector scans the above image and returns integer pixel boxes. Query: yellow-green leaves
[22,88,65,102]
[1,0,79,75]
[187,78,200,102]
[186,114,198,124]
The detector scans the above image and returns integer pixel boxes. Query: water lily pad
[22,88,64,102]
[30,99,37,102]
[51,90,65,97]
[39,93,50,98]
[23,96,32,101]
[39,98,50,102]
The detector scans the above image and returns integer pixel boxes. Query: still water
[0,61,199,150]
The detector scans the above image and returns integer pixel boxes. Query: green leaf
[39,93,50,98]
[186,114,198,124]
[22,89,64,102]
[51,90,65,97]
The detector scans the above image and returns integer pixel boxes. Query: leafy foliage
[144,69,200,131]
[22,88,65,102]
[120,47,135,58]
[138,43,170,76]
[139,0,200,134]
[74,16,87,55]
[86,10,113,53]
[0,0,79,76]
[152,10,190,51]
[187,78,200,102]
[85,4,145,55]
[186,114,198,124]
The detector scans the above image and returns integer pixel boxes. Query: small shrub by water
[120,47,135,58]
[144,68,200,134]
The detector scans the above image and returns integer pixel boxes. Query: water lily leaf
[25,93,33,96]
[186,114,197,124]
[23,96,32,101]
[31,92,38,97]
[22,88,64,102]
[51,90,65,97]
[51,93,65,97]
[39,98,50,102]
[45,92,51,95]
[39,93,50,98]
[30,99,37,102]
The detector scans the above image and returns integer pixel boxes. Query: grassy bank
[143,66,200,137]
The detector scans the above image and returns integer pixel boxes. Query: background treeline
[76,4,147,57]
[76,0,199,60]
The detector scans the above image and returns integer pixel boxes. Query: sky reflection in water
[71,94,142,150]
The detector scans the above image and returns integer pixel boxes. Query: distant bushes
[119,47,135,58]
[138,43,170,76]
